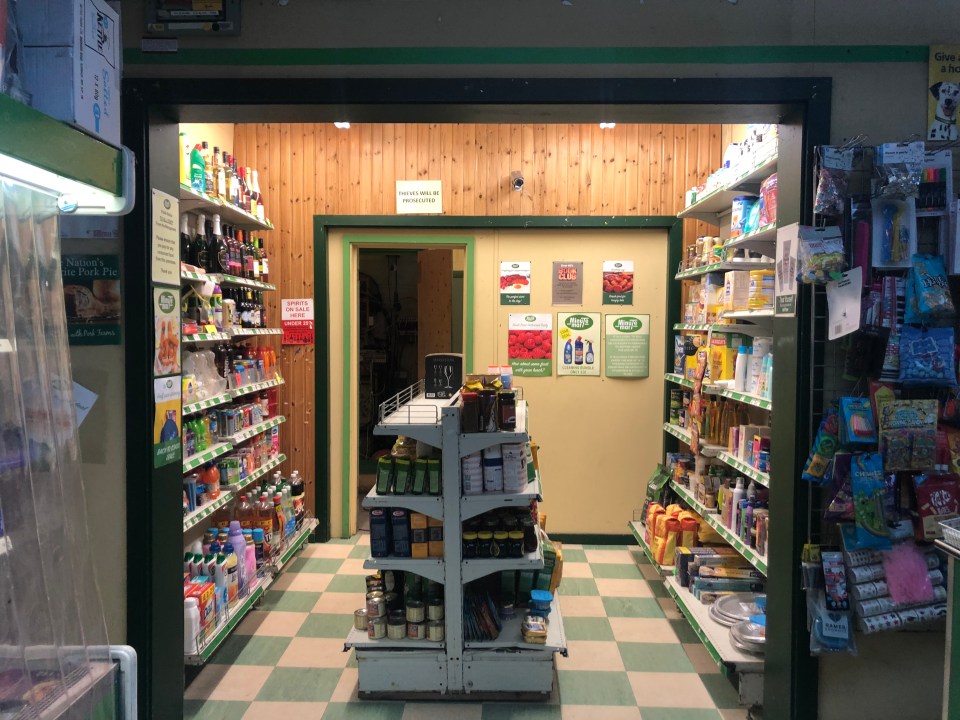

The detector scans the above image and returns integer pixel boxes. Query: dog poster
[928,46,960,141]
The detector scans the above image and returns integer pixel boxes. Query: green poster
[605,314,650,378]
[508,313,553,377]
[153,376,182,468]
[557,313,601,377]
[61,255,121,345]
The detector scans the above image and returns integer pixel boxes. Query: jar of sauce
[497,391,517,431]
[508,530,525,558]
[521,516,538,554]
[492,530,508,558]
[477,530,494,558]
[462,531,478,558]
[460,391,480,433]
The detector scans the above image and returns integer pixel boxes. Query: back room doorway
[356,245,465,530]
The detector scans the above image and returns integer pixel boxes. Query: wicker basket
[938,516,960,549]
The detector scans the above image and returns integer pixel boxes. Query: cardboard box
[723,271,752,311]
[21,0,120,145]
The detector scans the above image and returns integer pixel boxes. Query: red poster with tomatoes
[500,261,531,305]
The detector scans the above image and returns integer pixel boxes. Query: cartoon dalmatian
[929,81,960,141]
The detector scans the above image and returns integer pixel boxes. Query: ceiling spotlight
[334,121,351,129]
[599,122,616,129]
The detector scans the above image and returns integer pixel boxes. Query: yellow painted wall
[329,226,667,537]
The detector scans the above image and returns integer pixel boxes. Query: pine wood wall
[232,122,723,527]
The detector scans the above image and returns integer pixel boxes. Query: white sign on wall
[396,180,443,214]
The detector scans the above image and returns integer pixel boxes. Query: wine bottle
[259,238,269,283]
[220,151,231,203]
[190,212,208,270]
[180,213,192,264]
[251,170,265,223]
[208,214,229,275]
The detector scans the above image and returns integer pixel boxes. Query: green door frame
[313,214,679,542]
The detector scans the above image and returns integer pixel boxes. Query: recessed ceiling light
[334,122,351,129]
[599,122,616,129]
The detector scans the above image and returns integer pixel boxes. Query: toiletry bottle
[574,336,584,365]
[734,345,748,392]
[746,479,757,504]
[190,144,206,194]
[563,339,573,365]
[226,521,247,595]
[585,341,595,364]
[243,529,257,582]
[741,501,754,545]
[184,598,201,654]
[222,543,239,607]
[729,478,744,530]
[253,528,265,570]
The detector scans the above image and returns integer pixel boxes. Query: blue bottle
[563,340,573,364]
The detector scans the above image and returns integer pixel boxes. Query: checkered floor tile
[185,536,750,720]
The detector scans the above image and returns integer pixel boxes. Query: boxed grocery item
[723,271,751,312]
[20,0,120,145]
[708,334,744,382]
[185,579,216,641]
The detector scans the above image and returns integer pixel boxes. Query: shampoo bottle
[741,501,754,544]
[734,345,749,392]
[729,478,744,529]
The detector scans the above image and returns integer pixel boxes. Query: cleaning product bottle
[563,339,573,365]
[734,345,749,392]
[184,598,200,654]
[729,478,744,530]
[585,341,595,364]
[180,131,190,185]
[741,501,754,544]
[190,143,206,194]
[226,521,247,595]
[574,336,584,364]
[222,543,239,607]
[746,479,758,503]
[253,528,265,570]
[243,529,257,582]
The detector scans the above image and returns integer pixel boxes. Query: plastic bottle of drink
[237,494,257,531]
[257,493,275,561]
[290,472,305,530]
[242,529,257,582]
[272,494,286,547]
[281,487,295,537]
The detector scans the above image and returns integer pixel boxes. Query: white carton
[20,0,120,146]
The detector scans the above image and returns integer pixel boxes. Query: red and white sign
[281,298,314,345]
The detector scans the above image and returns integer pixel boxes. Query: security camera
[511,171,524,192]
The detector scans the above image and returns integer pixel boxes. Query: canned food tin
[427,600,444,620]
[366,591,386,618]
[365,575,384,592]
[406,600,425,623]
[353,608,368,630]
[407,621,426,640]
[427,620,445,642]
[384,591,402,613]
[368,616,387,639]
[389,608,406,623]
[387,618,407,640]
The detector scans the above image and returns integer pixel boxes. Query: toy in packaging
[802,409,840,485]
[797,226,845,284]
[913,470,960,540]
[874,142,924,199]
[839,397,877,446]
[911,254,955,320]
[814,147,855,217]
[823,453,854,522]
[898,325,957,387]
[877,400,938,472]
[871,197,917,269]
[850,453,892,550]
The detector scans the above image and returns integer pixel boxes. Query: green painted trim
[340,240,353,538]
[552,534,634,545]
[0,94,122,194]
[124,45,926,67]
[950,560,960,718]
[464,241,475,373]
[314,219,331,542]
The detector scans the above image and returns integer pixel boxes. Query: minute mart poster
[605,314,650,378]
[557,312,600,377]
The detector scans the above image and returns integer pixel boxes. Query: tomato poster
[507,314,553,377]
[500,261,531,305]
[602,260,634,305]
[605,314,650,378]
[557,312,600,377]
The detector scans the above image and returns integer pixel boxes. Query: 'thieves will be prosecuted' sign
[396,181,443,214]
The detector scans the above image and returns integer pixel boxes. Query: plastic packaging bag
[814,147,854,216]
[797,226,845,285]
[875,142,924,199]
[899,325,958,387]
[802,409,840,485]
[912,254,955,320]
[851,453,892,550]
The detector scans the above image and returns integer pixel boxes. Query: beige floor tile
[558,595,607,617]
[609,617,679,643]
[561,706,641,720]
[312,592,366,615]
[719,709,750,720]
[356,534,371,546]
[329,667,359,702]
[337,558,371,576]
[556,640,625,671]
[562,544,583,550]
[563,562,594,579]
[243,701,327,719]
[657,597,683,620]
[638,564,663,582]
[301,543,353,559]
[234,610,308,637]
[277,637,351,668]
[285,572,334,593]
[594,578,654,598]
[584,549,638,564]
[628,671,715,708]
[267,572,296,592]
[402,703,483,720]
[683,643,721,675]
[184,664,272,702]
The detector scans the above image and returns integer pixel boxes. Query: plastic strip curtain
[0,179,114,719]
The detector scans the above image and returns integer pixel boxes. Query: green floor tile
[322,701,405,720]
[348,543,371,559]
[183,700,251,720]
[557,578,598,596]
[327,536,359,544]
[561,548,587,563]
[482,702,562,719]
[256,667,342,702]
[669,618,701,644]
[556,670,636,706]
[700,673,742,709]
[649,581,670,598]
[298,612,356,638]
[618,642,695,672]
[287,557,346,573]
[563,616,614,641]
[326,574,368,593]
[635,709,722,720]
[601,596,665,618]
[590,563,645,579]
[581,544,630,550]
[347,648,358,668]
[629,549,650,565]
[259,589,323,612]
[207,634,291,666]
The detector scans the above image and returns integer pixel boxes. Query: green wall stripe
[125,44,926,67]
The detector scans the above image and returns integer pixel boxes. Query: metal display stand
[345,384,567,695]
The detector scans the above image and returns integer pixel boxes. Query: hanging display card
[557,312,601,377]
[605,314,650,378]
[826,267,863,341]
[602,260,634,305]
[153,376,182,469]
[61,254,121,345]
[928,47,960,141]
[150,189,180,285]
[500,261,531,305]
[775,222,800,317]
[153,287,181,377]
[507,314,553,377]
[281,298,315,345]
[552,261,583,305]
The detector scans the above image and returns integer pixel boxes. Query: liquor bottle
[227,154,238,206]
[208,213,229,275]
[244,167,258,218]
[258,291,267,327]
[202,141,214,197]
[251,170,265,223]
[237,229,249,279]
[190,212,208,270]
[237,166,249,213]
[180,213,192,264]
[230,227,243,278]
[211,147,221,199]
[258,238,269,283]
[244,233,257,279]
[221,151,232,204]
